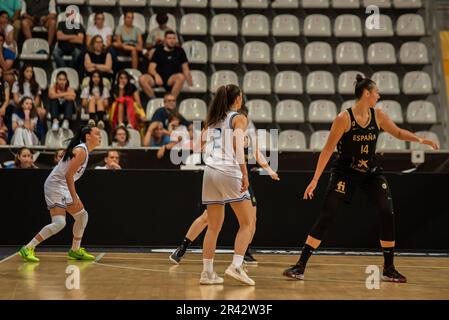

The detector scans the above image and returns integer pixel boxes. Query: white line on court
[0,252,17,264]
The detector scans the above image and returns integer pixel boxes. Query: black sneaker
[169,247,186,265]
[382,265,407,283]
[243,252,258,265]
[283,264,305,280]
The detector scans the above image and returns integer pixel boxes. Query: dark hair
[89,70,105,97]
[16,96,38,119]
[239,104,249,117]
[164,30,176,38]
[94,12,104,20]
[18,64,40,98]
[0,66,5,104]
[112,125,130,143]
[0,11,8,18]
[14,147,33,168]
[89,34,105,53]
[63,125,94,162]
[123,11,134,19]
[113,70,135,97]
[55,71,70,91]
[156,13,168,26]
[168,110,181,123]
[106,149,120,158]
[0,33,4,42]
[205,84,241,128]
[354,74,376,100]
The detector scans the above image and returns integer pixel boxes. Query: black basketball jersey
[333,107,380,173]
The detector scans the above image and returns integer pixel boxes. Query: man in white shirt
[95,150,121,170]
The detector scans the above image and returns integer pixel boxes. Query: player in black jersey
[283,75,439,283]
[169,105,279,265]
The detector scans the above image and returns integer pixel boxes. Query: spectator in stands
[0,10,16,53]
[95,150,121,170]
[166,110,191,148]
[12,64,44,119]
[109,70,145,130]
[21,0,56,47]
[113,11,143,70]
[83,35,113,87]
[0,0,21,42]
[143,121,170,147]
[111,125,130,148]
[48,70,76,132]
[151,93,192,131]
[140,31,192,100]
[0,33,16,85]
[86,12,112,50]
[145,12,177,60]
[52,8,85,68]
[0,66,10,145]
[81,70,109,130]
[4,146,37,168]
[10,96,39,146]
[53,148,64,166]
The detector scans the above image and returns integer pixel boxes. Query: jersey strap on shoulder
[228,111,240,129]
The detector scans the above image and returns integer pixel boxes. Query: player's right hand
[303,180,317,200]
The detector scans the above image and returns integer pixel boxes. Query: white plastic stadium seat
[365,14,394,37]
[87,13,115,30]
[310,130,330,150]
[146,98,164,120]
[367,42,397,64]
[149,14,176,33]
[211,41,239,64]
[332,0,360,8]
[393,0,422,9]
[274,71,303,94]
[182,41,208,64]
[279,130,307,151]
[242,15,269,37]
[406,101,437,124]
[305,42,332,64]
[180,0,208,8]
[241,0,268,8]
[271,0,299,8]
[308,100,337,123]
[33,67,48,90]
[302,0,329,8]
[306,71,335,95]
[118,13,145,34]
[150,0,177,7]
[51,68,79,90]
[57,0,85,4]
[128,128,142,147]
[334,14,362,37]
[243,71,271,95]
[303,14,332,37]
[89,0,116,6]
[20,39,50,61]
[182,70,207,93]
[410,131,439,151]
[397,14,425,37]
[179,99,207,121]
[210,14,238,37]
[275,100,305,123]
[210,70,239,92]
[119,0,146,6]
[376,100,404,123]
[45,129,74,148]
[363,0,391,8]
[247,100,273,123]
[99,129,109,148]
[376,132,406,151]
[180,14,207,36]
[403,72,433,95]
[272,15,300,37]
[371,71,400,95]
[399,42,429,64]
[338,71,364,95]
[210,0,238,8]
[124,68,142,88]
[273,42,301,64]
[335,42,364,65]
[242,42,270,64]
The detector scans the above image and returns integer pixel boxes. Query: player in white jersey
[199,84,257,286]
[19,125,102,262]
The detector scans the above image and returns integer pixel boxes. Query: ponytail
[205,84,241,128]
[62,125,93,162]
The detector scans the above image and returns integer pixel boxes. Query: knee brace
[39,215,66,240]
[72,209,88,238]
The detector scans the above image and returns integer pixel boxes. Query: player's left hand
[241,175,249,193]
[303,180,317,200]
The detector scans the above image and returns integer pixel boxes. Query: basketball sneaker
[169,246,186,264]
[382,265,407,283]
[225,264,255,286]
[200,271,224,285]
[67,248,95,261]
[283,263,305,280]
[19,246,40,263]
[243,251,258,265]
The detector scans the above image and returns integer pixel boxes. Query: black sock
[382,247,394,268]
[244,245,252,257]
[180,237,192,250]
[89,113,96,121]
[297,244,315,267]
[97,111,105,122]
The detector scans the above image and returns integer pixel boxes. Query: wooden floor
[1,251,448,300]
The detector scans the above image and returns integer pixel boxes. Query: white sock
[71,209,88,251]
[72,239,81,251]
[26,238,40,249]
[203,259,214,273]
[232,254,244,268]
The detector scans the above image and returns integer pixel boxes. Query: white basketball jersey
[45,143,89,188]
[204,111,245,178]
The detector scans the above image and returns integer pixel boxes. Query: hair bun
[355,74,364,83]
